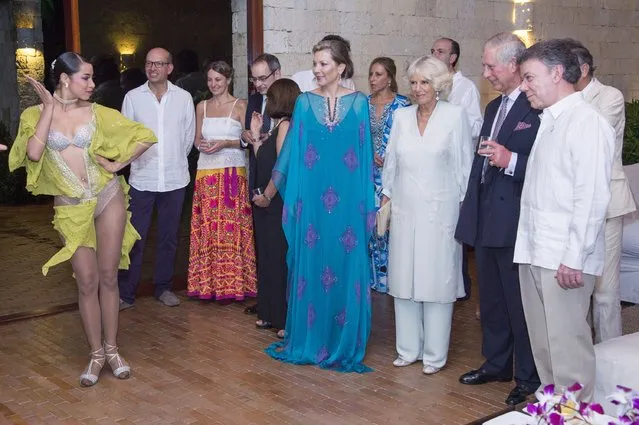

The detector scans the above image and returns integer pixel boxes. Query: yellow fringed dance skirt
[45,176,140,275]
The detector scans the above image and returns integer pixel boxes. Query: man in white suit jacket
[565,39,637,343]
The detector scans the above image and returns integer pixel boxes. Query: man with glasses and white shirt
[118,47,195,310]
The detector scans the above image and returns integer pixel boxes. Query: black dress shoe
[459,369,512,385]
[505,385,535,405]
[255,320,272,329]
[244,304,258,314]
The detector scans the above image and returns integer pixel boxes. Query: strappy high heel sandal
[80,347,105,387]
[104,342,131,380]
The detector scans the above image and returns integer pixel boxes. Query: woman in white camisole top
[187,60,257,303]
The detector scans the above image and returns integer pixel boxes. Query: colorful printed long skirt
[369,166,389,293]
[187,167,257,300]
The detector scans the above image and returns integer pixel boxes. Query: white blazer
[382,102,473,302]
[583,78,636,218]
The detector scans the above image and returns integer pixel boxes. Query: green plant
[623,99,639,165]
[41,0,55,20]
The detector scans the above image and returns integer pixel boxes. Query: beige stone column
[13,0,45,113]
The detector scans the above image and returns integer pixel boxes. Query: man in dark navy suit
[455,32,540,406]
[240,53,281,314]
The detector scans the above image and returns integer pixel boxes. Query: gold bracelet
[32,134,46,145]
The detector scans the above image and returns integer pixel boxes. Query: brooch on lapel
[514,121,532,131]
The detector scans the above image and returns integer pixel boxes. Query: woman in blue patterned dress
[368,57,410,293]
[265,39,375,373]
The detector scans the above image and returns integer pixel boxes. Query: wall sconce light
[16,28,36,49]
[117,41,137,72]
[513,1,534,32]
[15,27,41,57]
[513,1,535,47]
[119,53,135,72]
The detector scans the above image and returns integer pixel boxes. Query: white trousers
[593,216,623,343]
[519,265,596,401]
[394,298,454,368]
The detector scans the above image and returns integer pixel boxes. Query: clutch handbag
[376,201,391,236]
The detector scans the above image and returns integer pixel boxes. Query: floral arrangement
[525,383,639,425]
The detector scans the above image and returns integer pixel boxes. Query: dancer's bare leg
[95,188,126,346]
[70,245,105,386]
[71,247,101,351]
[95,187,130,379]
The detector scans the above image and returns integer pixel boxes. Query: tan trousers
[593,216,623,343]
[519,264,596,401]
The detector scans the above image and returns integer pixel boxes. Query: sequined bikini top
[47,121,95,151]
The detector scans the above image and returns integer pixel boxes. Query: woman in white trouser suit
[380,55,473,375]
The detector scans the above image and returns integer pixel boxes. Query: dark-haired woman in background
[266,39,375,373]
[249,78,300,339]
[367,57,410,293]
[187,60,257,303]
[8,52,156,386]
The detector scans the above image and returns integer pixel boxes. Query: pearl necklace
[53,93,79,106]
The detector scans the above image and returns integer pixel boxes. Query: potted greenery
[623,99,639,165]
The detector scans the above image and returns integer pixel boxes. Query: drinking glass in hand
[199,140,214,150]
[478,136,494,157]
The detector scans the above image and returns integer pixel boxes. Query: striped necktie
[481,96,509,183]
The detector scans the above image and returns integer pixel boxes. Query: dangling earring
[435,91,440,101]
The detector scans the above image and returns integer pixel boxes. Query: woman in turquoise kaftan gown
[265,38,375,373]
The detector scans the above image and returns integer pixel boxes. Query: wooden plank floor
[0,289,518,425]
[0,203,191,318]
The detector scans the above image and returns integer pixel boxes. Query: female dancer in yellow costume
[9,52,156,387]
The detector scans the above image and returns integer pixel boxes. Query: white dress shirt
[122,81,196,192]
[291,69,355,92]
[513,92,614,275]
[448,71,483,140]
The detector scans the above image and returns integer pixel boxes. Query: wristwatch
[264,192,273,202]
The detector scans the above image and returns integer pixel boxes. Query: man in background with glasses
[431,37,484,305]
[118,47,196,310]
[240,53,282,314]
[241,53,282,148]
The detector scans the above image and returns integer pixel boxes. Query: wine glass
[478,136,494,157]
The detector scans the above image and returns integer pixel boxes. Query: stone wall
[232,0,248,98]
[533,0,639,100]
[242,0,639,105]
[78,0,232,73]
[0,0,43,135]
[0,0,20,134]
[15,48,45,113]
